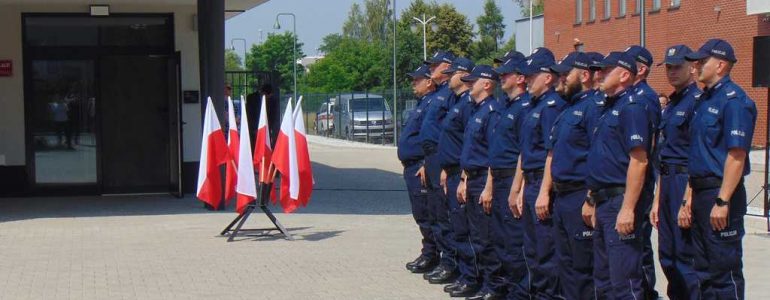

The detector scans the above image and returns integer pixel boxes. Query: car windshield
[349,98,387,111]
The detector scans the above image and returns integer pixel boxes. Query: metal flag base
[220,182,294,242]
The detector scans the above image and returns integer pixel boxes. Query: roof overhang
[747,0,770,15]
[0,0,270,19]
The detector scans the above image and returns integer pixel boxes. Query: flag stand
[220,181,294,242]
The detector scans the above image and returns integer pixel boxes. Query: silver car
[332,93,394,142]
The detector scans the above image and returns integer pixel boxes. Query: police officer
[437,57,481,295]
[685,38,756,299]
[483,54,531,299]
[586,52,606,97]
[624,45,661,299]
[542,52,604,300]
[456,65,502,300]
[587,51,653,299]
[512,47,567,299]
[401,65,439,273]
[648,44,701,300]
[419,50,459,282]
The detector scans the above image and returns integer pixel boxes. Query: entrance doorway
[23,14,181,195]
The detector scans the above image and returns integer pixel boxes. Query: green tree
[398,1,474,57]
[342,0,393,43]
[318,33,344,54]
[514,0,544,17]
[225,48,243,71]
[245,32,305,93]
[477,0,505,50]
[305,37,390,92]
[342,3,365,39]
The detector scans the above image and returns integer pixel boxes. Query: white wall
[0,3,202,167]
[514,15,545,55]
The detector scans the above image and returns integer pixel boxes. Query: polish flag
[252,95,273,183]
[224,96,239,203]
[235,96,258,214]
[293,97,314,207]
[196,97,228,209]
[272,99,299,213]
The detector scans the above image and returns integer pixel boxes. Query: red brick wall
[545,0,770,147]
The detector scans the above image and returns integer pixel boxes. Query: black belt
[464,168,488,180]
[401,159,422,168]
[443,165,462,177]
[591,186,626,203]
[552,181,586,194]
[660,163,688,175]
[491,168,516,178]
[523,168,544,183]
[689,176,722,191]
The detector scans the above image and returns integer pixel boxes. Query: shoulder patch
[725,89,737,99]
[636,89,644,95]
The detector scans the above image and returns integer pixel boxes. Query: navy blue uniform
[587,88,653,299]
[656,82,701,300]
[487,92,531,298]
[519,88,566,299]
[398,94,436,260]
[437,90,476,285]
[460,96,502,293]
[688,76,756,299]
[419,82,457,269]
[546,90,603,300]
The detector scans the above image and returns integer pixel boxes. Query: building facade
[544,0,770,146]
[0,0,269,196]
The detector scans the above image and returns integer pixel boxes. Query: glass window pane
[25,17,98,46]
[671,0,681,7]
[605,0,612,18]
[619,0,627,16]
[576,0,583,23]
[653,0,661,10]
[30,60,97,184]
[99,17,172,48]
[590,0,597,21]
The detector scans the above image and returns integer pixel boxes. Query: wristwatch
[715,197,729,207]
[681,199,687,207]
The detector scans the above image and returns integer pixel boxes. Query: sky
[225,0,525,58]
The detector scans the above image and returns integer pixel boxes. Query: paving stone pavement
[0,136,769,299]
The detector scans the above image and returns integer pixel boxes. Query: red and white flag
[272,99,299,213]
[252,95,273,183]
[196,97,228,209]
[224,96,239,203]
[235,96,258,214]
[293,97,314,207]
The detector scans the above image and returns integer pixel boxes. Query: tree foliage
[305,37,389,93]
[477,0,505,50]
[225,48,244,71]
[245,32,305,93]
[514,0,544,17]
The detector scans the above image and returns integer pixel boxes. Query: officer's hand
[535,192,551,221]
[514,191,525,218]
[480,188,493,215]
[415,166,427,187]
[509,190,521,218]
[582,202,595,229]
[649,201,660,229]
[457,181,467,204]
[710,204,729,231]
[678,200,693,229]
[440,170,448,195]
[615,208,635,236]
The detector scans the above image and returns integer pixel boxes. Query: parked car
[315,102,335,136]
[331,93,395,142]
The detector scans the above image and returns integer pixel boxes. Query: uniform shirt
[437,90,473,168]
[634,80,662,128]
[460,96,501,170]
[688,76,757,178]
[547,90,604,183]
[586,88,653,190]
[419,82,454,149]
[658,82,700,166]
[397,95,433,162]
[488,92,531,169]
[519,88,567,171]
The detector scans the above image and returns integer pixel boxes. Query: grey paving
[0,136,768,299]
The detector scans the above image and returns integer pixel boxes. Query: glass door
[28,60,98,186]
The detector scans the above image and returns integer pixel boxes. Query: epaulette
[694,93,702,100]
[488,105,495,112]
[546,99,557,107]
[725,88,738,99]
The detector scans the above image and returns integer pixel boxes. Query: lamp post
[411,13,437,60]
[230,38,247,68]
[274,13,297,105]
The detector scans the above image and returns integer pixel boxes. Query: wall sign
[0,60,11,77]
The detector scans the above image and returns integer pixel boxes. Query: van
[330,93,394,142]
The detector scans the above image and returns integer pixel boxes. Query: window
[635,0,642,14]
[670,0,681,8]
[576,0,583,23]
[652,0,661,10]
[604,0,611,19]
[618,0,627,17]
[589,0,597,21]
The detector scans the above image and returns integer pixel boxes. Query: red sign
[0,60,11,77]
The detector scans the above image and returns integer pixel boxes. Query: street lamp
[230,38,247,68]
[274,13,297,105]
[411,13,437,60]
